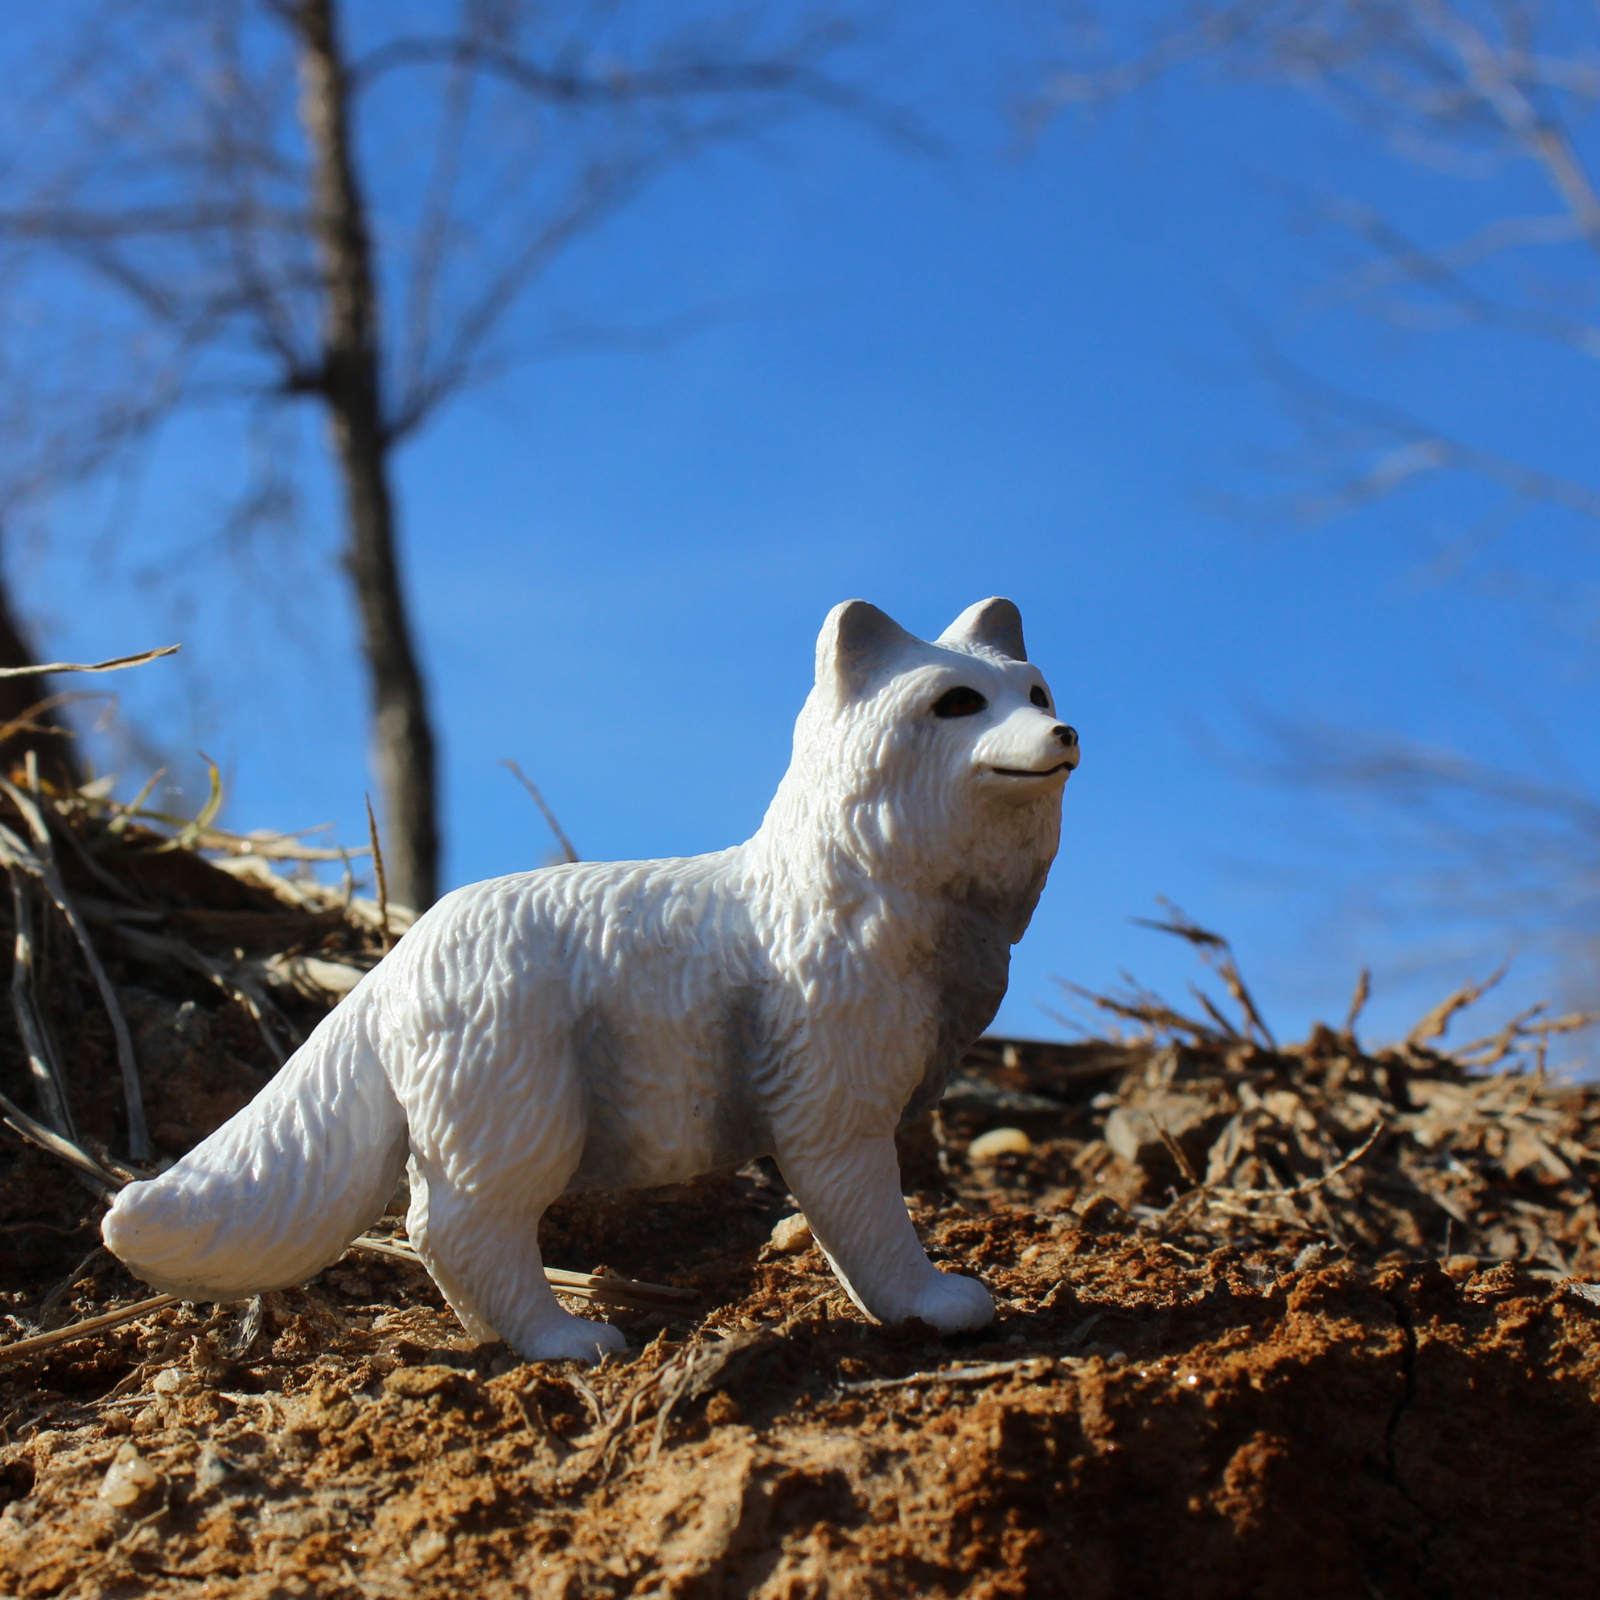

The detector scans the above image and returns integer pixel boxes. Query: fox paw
[513,1313,627,1364]
[901,1269,994,1334]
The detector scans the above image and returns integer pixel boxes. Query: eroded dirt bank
[2,787,1599,1597]
[4,1186,1599,1599]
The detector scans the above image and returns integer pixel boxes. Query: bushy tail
[102,995,409,1301]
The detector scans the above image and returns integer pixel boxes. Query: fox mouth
[990,762,1074,779]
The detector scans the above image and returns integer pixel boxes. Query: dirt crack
[1382,1288,1443,1574]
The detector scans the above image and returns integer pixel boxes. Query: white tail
[102,997,408,1301]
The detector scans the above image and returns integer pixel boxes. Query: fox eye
[1030,685,1050,709]
[932,686,987,719]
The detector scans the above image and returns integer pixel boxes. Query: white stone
[769,1214,813,1253]
[408,1527,451,1568]
[102,599,1075,1362]
[968,1127,1033,1161]
[99,1444,161,1508]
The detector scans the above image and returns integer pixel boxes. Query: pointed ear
[816,599,918,702]
[938,597,1026,660]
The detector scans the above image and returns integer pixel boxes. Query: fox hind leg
[407,1155,625,1362]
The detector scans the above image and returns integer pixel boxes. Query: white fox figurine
[103,598,1077,1362]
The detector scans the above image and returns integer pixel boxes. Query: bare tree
[0,0,908,908]
[1041,1,1600,990]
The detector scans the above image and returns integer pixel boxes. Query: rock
[969,1127,1032,1162]
[1104,1095,1226,1181]
[99,1444,162,1509]
[769,1214,812,1254]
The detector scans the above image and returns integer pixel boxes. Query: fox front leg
[776,1134,994,1333]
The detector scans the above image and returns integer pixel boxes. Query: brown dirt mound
[1,780,1598,1597]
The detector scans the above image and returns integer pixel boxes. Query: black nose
[1054,724,1078,747]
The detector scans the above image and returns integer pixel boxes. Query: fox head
[757,598,1074,909]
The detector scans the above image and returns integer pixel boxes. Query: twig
[1134,903,1278,1048]
[1213,1121,1385,1203]
[1156,1124,1201,1188]
[838,1355,1058,1394]
[365,794,393,953]
[33,1247,105,1332]
[1056,979,1228,1046]
[345,1236,697,1310]
[0,644,180,678]
[545,1267,699,1312]
[501,760,580,863]
[1407,966,1508,1047]
[1342,969,1371,1039]
[0,1295,176,1363]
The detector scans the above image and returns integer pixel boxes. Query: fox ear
[938,597,1026,661]
[816,599,918,702]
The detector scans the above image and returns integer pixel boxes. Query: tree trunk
[0,555,82,791]
[293,0,439,911]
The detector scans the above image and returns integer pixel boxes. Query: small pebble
[705,1392,743,1426]
[409,1526,451,1567]
[969,1127,1032,1162]
[195,1446,238,1492]
[769,1214,812,1254]
[99,1444,162,1509]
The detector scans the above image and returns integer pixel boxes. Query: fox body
[103,598,1077,1361]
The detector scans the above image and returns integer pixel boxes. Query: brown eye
[933,687,987,718]
[1030,685,1050,709]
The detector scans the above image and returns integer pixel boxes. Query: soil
[1,794,1598,1598]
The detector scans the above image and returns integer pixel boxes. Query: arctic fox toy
[103,598,1077,1362]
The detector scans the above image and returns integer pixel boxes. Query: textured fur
[103,598,1076,1361]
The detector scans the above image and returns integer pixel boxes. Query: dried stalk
[8,867,75,1140]
[365,793,393,953]
[1407,966,1508,1047]
[501,759,580,863]
[0,1295,177,1363]
[0,645,179,679]
[345,1235,697,1311]
[0,782,150,1159]
[1342,968,1371,1039]
[0,1087,121,1197]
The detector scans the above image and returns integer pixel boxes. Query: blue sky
[20,8,1600,1056]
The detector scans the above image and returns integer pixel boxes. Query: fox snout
[974,707,1079,783]
[1052,722,1080,765]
